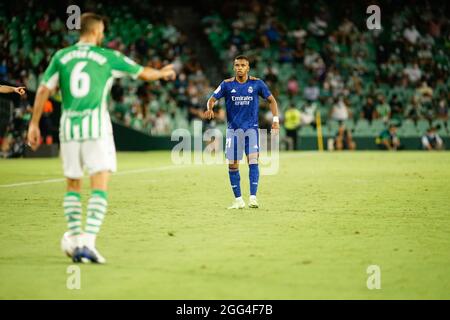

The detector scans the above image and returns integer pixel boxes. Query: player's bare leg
[247,152,259,208]
[228,161,245,209]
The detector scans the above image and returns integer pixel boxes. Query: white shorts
[60,135,117,179]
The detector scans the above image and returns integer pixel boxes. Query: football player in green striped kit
[27,13,176,263]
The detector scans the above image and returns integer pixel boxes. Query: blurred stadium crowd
[0,0,449,156]
[202,1,449,145]
[0,0,213,139]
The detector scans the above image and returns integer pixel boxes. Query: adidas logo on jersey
[231,89,236,93]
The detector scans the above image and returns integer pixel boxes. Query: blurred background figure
[283,104,301,150]
[376,125,401,151]
[421,126,444,151]
[41,99,54,145]
[334,123,356,151]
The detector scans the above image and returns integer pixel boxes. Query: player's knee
[247,153,259,165]
[66,178,82,192]
[228,163,239,171]
[90,171,110,191]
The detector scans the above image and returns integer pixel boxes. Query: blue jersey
[212,77,272,129]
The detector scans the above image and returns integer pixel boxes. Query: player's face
[234,59,249,78]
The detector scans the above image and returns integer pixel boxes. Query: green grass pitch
[0,151,449,299]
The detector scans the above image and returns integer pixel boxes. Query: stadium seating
[0,0,449,152]
[201,1,449,143]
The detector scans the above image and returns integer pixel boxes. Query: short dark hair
[234,55,250,62]
[80,13,105,35]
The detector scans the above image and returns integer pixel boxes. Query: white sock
[236,196,243,201]
[84,233,96,248]
[73,234,84,248]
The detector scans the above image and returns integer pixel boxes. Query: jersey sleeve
[41,53,60,90]
[212,81,226,100]
[109,50,144,79]
[258,80,272,99]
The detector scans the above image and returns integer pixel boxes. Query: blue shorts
[225,128,259,161]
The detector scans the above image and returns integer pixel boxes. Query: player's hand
[271,121,279,135]
[14,86,26,96]
[161,65,176,81]
[27,123,41,151]
[203,109,214,120]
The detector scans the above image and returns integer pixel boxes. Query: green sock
[63,192,82,236]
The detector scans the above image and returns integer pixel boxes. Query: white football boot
[248,195,259,208]
[83,246,106,264]
[72,233,106,264]
[228,197,246,209]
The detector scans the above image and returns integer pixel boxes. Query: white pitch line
[0,153,302,188]
[0,178,66,188]
[0,164,193,188]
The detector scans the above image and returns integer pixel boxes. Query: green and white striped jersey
[41,42,144,142]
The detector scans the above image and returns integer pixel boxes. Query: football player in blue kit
[204,55,279,209]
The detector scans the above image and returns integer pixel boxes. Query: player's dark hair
[234,55,250,62]
[80,13,105,35]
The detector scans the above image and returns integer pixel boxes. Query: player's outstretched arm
[204,96,217,120]
[0,85,26,95]
[27,85,50,151]
[138,64,176,82]
[267,95,279,134]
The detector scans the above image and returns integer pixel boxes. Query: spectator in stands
[111,79,124,103]
[300,101,317,129]
[377,125,401,151]
[403,62,422,83]
[361,97,376,124]
[304,49,326,79]
[307,14,328,37]
[1,107,29,158]
[126,103,145,131]
[303,78,320,102]
[283,104,301,150]
[263,63,279,84]
[287,76,299,97]
[324,66,344,97]
[330,97,351,122]
[417,81,433,103]
[41,99,53,145]
[334,123,356,151]
[403,23,421,45]
[336,18,357,46]
[279,40,294,63]
[375,95,391,123]
[421,126,444,150]
[405,96,424,124]
[435,91,448,122]
[389,94,404,123]
[37,13,50,34]
[151,110,171,136]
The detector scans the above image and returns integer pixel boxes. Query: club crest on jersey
[248,86,253,93]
